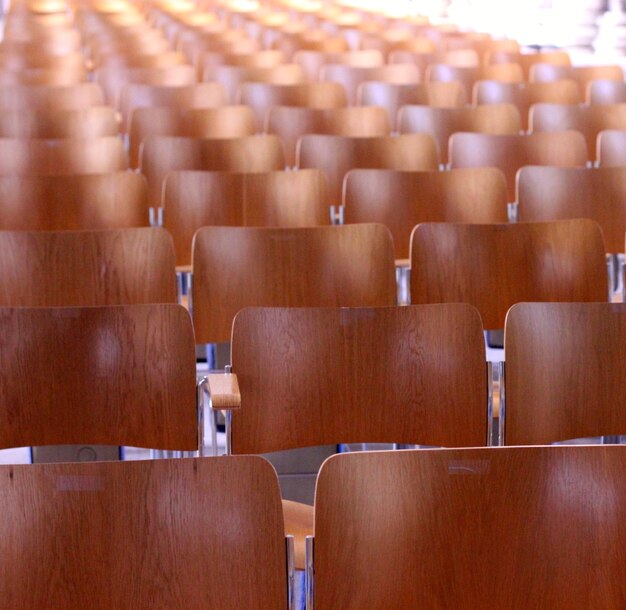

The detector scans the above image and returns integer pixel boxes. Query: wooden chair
[266,106,390,167]
[529,63,624,98]
[0,50,86,71]
[93,50,189,70]
[597,129,626,167]
[410,219,607,329]
[0,227,176,306]
[297,134,439,206]
[474,80,582,131]
[310,445,626,608]
[517,165,626,253]
[425,64,480,100]
[238,81,347,131]
[191,223,397,344]
[481,62,524,83]
[398,104,521,165]
[198,49,287,72]
[387,49,436,78]
[487,49,571,79]
[588,80,626,105]
[0,456,291,608]
[293,49,384,81]
[0,172,149,230]
[140,134,285,206]
[0,66,88,86]
[448,131,588,201]
[344,167,508,260]
[129,105,256,168]
[504,302,626,445]
[0,137,128,176]
[163,169,329,267]
[0,83,105,111]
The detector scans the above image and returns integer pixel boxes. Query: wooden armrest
[206,373,241,410]
[283,499,314,571]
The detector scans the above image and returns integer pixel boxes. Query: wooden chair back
[312,445,626,609]
[597,129,626,167]
[398,103,521,164]
[487,49,571,78]
[481,62,524,83]
[0,227,176,306]
[0,66,88,86]
[0,83,104,111]
[231,304,487,453]
[449,131,588,201]
[410,219,608,329]
[0,50,85,71]
[344,168,508,260]
[199,49,287,71]
[588,79,626,105]
[95,50,189,70]
[293,49,384,81]
[192,223,396,343]
[517,165,626,253]
[425,64,480,99]
[504,302,626,445]
[140,134,285,206]
[530,64,623,98]
[0,456,289,609]
[297,134,439,206]
[163,169,329,266]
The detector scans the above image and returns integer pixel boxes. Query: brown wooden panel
[0,456,288,609]
[192,224,396,343]
[0,227,176,306]
[597,129,626,167]
[504,302,626,444]
[314,446,626,609]
[0,83,104,111]
[344,168,508,259]
[231,304,487,453]
[0,304,196,450]
[410,219,607,329]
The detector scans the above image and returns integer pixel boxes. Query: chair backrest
[163,168,329,266]
[344,168,508,260]
[449,131,588,201]
[597,129,626,167]
[410,219,608,329]
[504,302,626,444]
[0,456,289,609]
[0,227,176,306]
[425,63,480,99]
[488,49,571,78]
[231,304,487,453]
[517,165,626,253]
[192,223,396,343]
[0,83,104,111]
[530,64,623,98]
[312,445,626,609]
[0,172,148,231]
[297,134,439,205]
[588,79,626,105]
[0,303,196,450]
[0,66,88,86]
[398,103,521,164]
[266,106,390,167]
[140,134,285,206]
[293,49,384,81]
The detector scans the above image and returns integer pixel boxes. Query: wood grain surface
[597,129,626,167]
[0,83,104,111]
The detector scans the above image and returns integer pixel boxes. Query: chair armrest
[206,373,241,410]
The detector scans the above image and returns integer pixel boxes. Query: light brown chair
[0,83,105,111]
[387,49,436,78]
[0,50,86,71]
[0,456,291,608]
[238,81,347,131]
[504,302,626,445]
[487,49,571,79]
[0,172,148,231]
[410,219,607,329]
[597,129,626,167]
[129,105,256,168]
[297,133,439,205]
[517,165,626,253]
[199,49,287,72]
[425,64,480,100]
[94,50,189,70]
[398,104,521,165]
[474,80,582,131]
[266,106,390,167]
[449,131,588,201]
[344,167,508,260]
[588,79,626,105]
[191,223,397,344]
[0,28,81,52]
[140,134,285,206]
[481,62,524,83]
[293,49,384,81]
[530,63,624,98]
[163,169,329,266]
[0,66,88,86]
[0,227,176,306]
[311,445,626,609]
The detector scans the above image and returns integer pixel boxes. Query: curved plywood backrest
[0,50,86,71]
[238,81,347,131]
[344,168,508,259]
[398,104,521,164]
[0,304,196,450]
[530,103,626,162]
[297,134,439,206]
[129,105,256,168]
[96,50,189,71]
[0,456,288,609]
[449,131,588,201]
[314,446,626,609]
[504,302,626,445]
[425,64,481,99]
[588,79,626,105]
[0,137,128,176]
[488,49,571,79]
[199,49,287,72]
[597,129,626,167]
[231,304,487,453]
[517,165,626,252]
[0,172,149,231]
[410,219,607,329]
[0,66,88,86]
[0,83,104,111]
[293,49,384,81]
[266,106,390,167]
[0,227,176,306]
[140,134,285,206]
[163,168,329,266]
[192,224,396,343]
